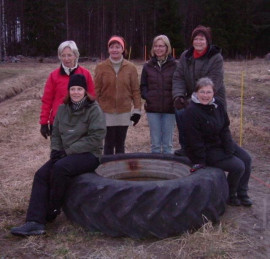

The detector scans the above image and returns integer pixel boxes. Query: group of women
[11,25,252,237]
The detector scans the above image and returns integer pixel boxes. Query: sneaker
[238,195,253,207]
[227,195,241,206]
[174,148,186,156]
[10,221,46,236]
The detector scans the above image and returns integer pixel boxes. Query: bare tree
[0,0,7,61]
[66,0,69,39]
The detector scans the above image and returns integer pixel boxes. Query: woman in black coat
[183,77,252,207]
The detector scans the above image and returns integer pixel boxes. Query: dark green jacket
[172,45,227,108]
[51,100,106,158]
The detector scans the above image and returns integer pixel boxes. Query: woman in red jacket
[40,40,95,139]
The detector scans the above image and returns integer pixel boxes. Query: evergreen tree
[155,0,184,56]
[1,0,269,58]
[200,0,254,57]
[23,0,64,56]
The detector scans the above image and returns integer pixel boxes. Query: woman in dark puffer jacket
[140,35,177,154]
[183,77,252,207]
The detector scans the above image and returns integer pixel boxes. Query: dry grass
[224,59,270,160]
[0,59,269,258]
[2,221,250,258]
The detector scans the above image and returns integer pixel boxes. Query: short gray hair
[58,40,80,61]
[151,35,172,57]
[195,77,215,93]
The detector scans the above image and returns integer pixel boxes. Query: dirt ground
[0,59,269,258]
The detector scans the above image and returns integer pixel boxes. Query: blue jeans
[147,112,175,154]
[175,108,186,150]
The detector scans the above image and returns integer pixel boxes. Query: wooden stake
[144,45,147,61]
[128,46,132,60]
[239,71,245,146]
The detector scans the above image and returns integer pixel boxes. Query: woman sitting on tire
[11,74,106,236]
[183,77,252,207]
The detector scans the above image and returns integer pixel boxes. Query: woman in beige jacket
[94,35,141,154]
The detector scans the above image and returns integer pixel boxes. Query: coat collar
[148,55,175,67]
[60,64,80,76]
[104,58,129,67]
[185,45,221,60]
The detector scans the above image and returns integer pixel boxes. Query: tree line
[0,0,269,60]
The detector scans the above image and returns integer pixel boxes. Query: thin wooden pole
[66,0,69,39]
[239,71,245,147]
[144,45,147,61]
[128,46,131,60]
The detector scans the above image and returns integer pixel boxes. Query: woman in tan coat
[94,35,141,154]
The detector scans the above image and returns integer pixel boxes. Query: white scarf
[62,62,78,75]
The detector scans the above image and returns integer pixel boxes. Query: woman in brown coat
[94,36,141,154]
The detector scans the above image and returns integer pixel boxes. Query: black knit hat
[191,25,212,45]
[68,74,87,91]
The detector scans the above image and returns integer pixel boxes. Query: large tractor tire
[63,153,228,239]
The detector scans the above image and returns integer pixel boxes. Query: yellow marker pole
[239,71,245,147]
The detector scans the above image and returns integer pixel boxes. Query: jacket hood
[191,92,218,108]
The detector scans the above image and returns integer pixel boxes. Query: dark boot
[46,208,61,222]
[174,148,186,156]
[238,194,253,206]
[11,221,45,236]
[46,199,61,223]
[227,194,241,206]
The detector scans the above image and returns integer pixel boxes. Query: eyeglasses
[198,90,213,95]
[154,45,166,48]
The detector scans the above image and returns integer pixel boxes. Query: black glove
[190,164,206,173]
[130,114,141,126]
[174,96,187,110]
[40,124,51,139]
[50,149,67,163]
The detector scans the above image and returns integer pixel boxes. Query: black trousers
[104,126,128,155]
[211,143,251,197]
[26,152,99,224]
